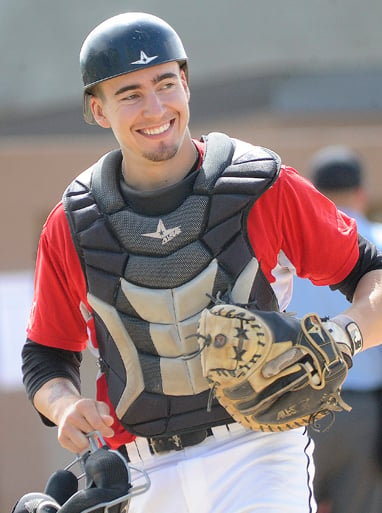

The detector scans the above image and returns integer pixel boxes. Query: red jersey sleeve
[27,202,89,351]
[26,203,138,446]
[247,165,359,286]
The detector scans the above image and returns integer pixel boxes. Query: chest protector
[63,132,281,437]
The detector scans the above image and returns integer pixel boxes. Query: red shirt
[27,148,358,448]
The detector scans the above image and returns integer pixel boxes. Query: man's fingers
[96,401,115,428]
[58,427,92,453]
[57,399,115,452]
[76,400,115,439]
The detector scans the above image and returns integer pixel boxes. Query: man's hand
[196,305,354,431]
[57,397,115,453]
[33,378,114,453]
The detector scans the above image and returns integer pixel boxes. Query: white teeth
[142,122,170,135]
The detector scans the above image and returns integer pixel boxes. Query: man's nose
[143,92,165,117]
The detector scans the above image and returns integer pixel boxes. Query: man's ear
[180,69,190,101]
[90,96,111,128]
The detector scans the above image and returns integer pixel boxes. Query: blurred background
[1,0,381,510]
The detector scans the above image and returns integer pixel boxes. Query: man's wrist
[324,314,363,356]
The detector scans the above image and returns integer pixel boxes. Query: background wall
[2,0,381,113]
[1,1,382,511]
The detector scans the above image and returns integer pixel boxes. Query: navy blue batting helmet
[80,12,188,124]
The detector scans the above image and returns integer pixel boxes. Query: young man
[22,12,382,513]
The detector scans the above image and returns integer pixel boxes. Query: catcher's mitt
[197,304,360,432]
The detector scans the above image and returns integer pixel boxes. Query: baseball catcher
[196,303,363,431]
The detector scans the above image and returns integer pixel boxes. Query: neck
[121,131,198,192]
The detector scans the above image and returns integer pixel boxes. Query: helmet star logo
[142,219,181,245]
[131,51,158,65]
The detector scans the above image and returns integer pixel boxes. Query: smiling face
[90,61,193,185]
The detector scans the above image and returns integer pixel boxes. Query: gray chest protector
[63,132,281,437]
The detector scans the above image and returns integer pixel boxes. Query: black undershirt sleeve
[330,234,382,301]
[22,339,82,426]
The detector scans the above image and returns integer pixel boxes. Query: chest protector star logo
[142,219,182,244]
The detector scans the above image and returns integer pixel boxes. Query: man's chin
[143,143,178,162]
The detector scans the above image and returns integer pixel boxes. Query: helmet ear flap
[80,12,188,125]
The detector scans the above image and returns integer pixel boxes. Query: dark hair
[310,146,363,191]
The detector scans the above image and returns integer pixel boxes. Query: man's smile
[139,120,172,136]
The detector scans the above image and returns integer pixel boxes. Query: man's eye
[161,82,175,90]
[122,93,139,101]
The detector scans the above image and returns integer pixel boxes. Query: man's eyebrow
[114,72,178,96]
[114,84,139,96]
[152,72,178,84]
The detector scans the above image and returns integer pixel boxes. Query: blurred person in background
[289,145,382,513]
